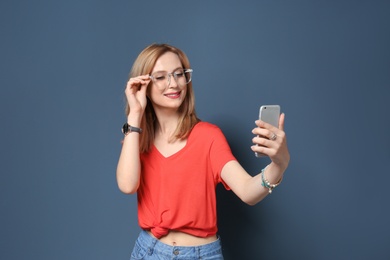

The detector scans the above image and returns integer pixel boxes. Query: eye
[152,73,167,81]
[174,70,185,78]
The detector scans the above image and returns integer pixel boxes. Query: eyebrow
[151,67,183,74]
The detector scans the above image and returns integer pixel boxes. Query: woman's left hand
[251,113,290,170]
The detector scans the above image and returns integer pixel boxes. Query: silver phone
[255,105,280,157]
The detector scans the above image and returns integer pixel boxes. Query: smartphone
[255,105,281,157]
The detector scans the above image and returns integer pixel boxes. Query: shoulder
[191,121,225,139]
[193,121,221,132]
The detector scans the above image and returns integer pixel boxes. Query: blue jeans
[130,230,224,260]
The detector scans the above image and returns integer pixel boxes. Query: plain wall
[1,1,389,259]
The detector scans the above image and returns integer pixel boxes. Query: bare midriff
[147,230,218,246]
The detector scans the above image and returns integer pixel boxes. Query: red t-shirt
[138,122,236,239]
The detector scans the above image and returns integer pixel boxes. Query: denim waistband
[134,230,223,259]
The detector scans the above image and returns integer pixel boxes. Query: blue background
[1,1,389,259]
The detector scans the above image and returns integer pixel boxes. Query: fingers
[251,144,277,157]
[252,115,287,159]
[126,75,151,94]
[253,121,278,140]
[252,123,279,138]
[124,75,151,115]
[279,113,285,131]
[252,133,278,148]
[251,132,284,159]
[254,113,286,134]
[138,80,148,96]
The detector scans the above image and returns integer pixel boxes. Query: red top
[138,122,236,238]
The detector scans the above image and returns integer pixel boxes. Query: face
[148,52,187,112]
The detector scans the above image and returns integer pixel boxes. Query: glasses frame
[149,69,193,88]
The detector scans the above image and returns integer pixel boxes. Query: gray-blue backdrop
[1,1,389,259]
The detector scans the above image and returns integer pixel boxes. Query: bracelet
[261,166,283,194]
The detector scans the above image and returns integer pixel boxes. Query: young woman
[117,43,290,259]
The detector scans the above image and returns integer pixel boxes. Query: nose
[167,73,178,88]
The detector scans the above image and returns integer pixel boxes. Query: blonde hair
[126,43,200,153]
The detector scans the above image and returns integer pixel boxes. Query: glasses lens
[150,72,168,87]
[173,69,190,85]
[184,70,192,84]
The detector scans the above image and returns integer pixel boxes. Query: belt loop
[147,232,158,256]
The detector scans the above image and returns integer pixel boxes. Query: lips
[164,91,181,99]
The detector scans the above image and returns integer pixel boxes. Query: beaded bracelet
[261,166,283,194]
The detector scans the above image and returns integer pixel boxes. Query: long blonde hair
[126,43,200,153]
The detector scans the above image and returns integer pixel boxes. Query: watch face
[122,123,129,134]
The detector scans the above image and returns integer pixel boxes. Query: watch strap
[122,123,142,135]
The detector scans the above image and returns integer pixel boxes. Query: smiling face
[148,51,187,113]
[127,43,199,152]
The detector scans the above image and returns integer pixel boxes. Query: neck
[155,111,180,140]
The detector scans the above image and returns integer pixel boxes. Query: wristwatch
[122,123,142,135]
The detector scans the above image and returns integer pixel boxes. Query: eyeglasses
[149,69,193,88]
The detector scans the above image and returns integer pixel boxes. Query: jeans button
[173,249,179,255]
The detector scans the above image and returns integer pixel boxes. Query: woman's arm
[221,113,290,205]
[116,75,150,194]
[116,115,142,194]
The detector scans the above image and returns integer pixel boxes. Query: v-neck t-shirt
[138,121,236,239]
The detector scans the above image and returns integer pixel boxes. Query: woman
[117,43,290,259]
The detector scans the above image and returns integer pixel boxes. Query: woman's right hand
[125,75,151,116]
[118,75,150,194]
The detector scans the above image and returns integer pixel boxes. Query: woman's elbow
[116,168,140,194]
[242,198,259,206]
[241,193,265,206]
[116,176,139,194]
[118,183,138,194]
